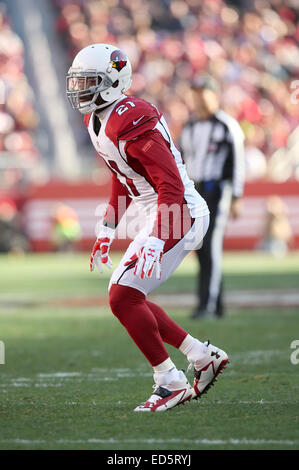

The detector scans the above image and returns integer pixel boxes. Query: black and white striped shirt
[180,110,245,198]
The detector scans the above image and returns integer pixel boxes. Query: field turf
[0,251,298,450]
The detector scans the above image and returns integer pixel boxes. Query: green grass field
[0,251,299,450]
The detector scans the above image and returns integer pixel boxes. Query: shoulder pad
[106,96,162,146]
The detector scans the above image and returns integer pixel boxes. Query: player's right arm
[84,111,133,273]
[90,171,132,273]
[103,171,132,229]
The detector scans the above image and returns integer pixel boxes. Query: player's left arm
[124,129,186,279]
[127,129,185,240]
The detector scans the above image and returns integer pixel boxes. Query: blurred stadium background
[0,0,299,253]
[0,0,299,451]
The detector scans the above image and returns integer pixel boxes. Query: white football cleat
[134,370,193,412]
[189,340,229,399]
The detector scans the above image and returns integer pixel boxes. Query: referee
[180,76,245,318]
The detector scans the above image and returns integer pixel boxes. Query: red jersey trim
[83,113,92,128]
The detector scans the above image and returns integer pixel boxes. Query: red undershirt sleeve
[103,172,132,229]
[125,129,185,241]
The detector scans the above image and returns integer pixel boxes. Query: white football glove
[90,225,115,273]
[133,236,165,280]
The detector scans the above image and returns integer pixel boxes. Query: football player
[66,43,229,412]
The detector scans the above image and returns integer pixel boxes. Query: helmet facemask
[66,71,114,114]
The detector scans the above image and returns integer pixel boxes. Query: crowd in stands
[0,5,40,191]
[53,0,299,182]
[0,0,298,189]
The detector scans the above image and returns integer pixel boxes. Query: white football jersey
[84,94,209,219]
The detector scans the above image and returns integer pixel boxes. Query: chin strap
[95,99,117,113]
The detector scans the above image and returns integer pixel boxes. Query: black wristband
[103,220,117,229]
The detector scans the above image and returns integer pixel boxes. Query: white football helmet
[66,43,132,114]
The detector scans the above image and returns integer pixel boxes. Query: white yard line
[1,438,298,446]
[37,372,82,378]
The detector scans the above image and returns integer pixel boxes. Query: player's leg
[144,298,228,399]
[109,214,228,406]
[134,213,229,400]
[109,284,193,411]
[109,284,170,367]
[108,215,208,411]
[145,300,188,348]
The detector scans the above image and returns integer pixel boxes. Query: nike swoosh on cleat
[133,115,144,125]
[211,351,220,359]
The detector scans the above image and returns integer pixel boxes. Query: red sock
[146,300,188,348]
[109,284,169,367]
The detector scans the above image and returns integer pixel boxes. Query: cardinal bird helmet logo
[110,50,127,72]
